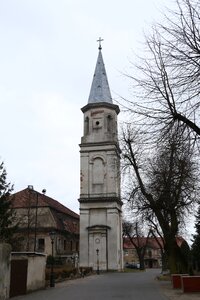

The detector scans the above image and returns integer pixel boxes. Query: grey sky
[0,0,171,214]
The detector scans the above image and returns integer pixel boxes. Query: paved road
[13,269,169,300]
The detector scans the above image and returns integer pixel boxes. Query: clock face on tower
[95,238,100,244]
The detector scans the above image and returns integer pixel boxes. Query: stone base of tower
[79,200,123,272]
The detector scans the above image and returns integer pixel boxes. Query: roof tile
[11,188,79,219]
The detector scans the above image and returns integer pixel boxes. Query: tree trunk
[166,238,188,274]
[168,248,178,274]
[138,252,145,270]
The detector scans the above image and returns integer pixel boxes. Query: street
[12,269,169,300]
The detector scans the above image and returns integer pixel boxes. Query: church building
[79,40,123,271]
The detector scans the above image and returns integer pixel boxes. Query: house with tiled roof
[123,237,163,268]
[10,187,79,257]
[124,237,162,268]
[123,236,187,269]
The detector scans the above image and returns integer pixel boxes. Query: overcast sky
[0,0,173,215]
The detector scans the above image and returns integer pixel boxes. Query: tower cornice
[79,141,121,154]
[78,196,123,206]
[81,102,120,115]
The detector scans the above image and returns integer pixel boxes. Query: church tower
[79,40,123,271]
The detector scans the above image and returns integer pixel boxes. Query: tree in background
[121,125,198,273]
[191,203,200,271]
[120,0,200,274]
[144,219,168,272]
[123,220,151,270]
[123,0,200,145]
[0,162,17,244]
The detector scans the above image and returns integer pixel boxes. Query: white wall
[27,255,46,292]
[11,253,46,293]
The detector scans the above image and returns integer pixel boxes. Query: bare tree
[123,220,151,270]
[147,221,167,271]
[122,125,198,273]
[123,0,200,145]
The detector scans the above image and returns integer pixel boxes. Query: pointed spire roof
[88,48,112,104]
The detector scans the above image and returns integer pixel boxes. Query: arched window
[92,158,104,184]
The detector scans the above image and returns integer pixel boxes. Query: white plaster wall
[79,103,123,271]
[15,207,56,229]
[27,255,46,292]
[0,243,11,300]
[79,203,123,271]
[81,107,118,144]
[45,236,55,256]
[107,209,119,269]
[80,152,89,197]
[89,232,107,270]
[90,209,106,225]
[79,209,89,267]
[80,147,120,198]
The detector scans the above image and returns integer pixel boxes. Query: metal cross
[97,37,104,50]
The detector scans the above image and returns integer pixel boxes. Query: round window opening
[96,121,100,126]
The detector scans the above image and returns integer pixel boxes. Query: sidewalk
[159,280,200,300]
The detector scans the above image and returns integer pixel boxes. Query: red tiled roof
[11,188,79,219]
[63,219,79,234]
[123,236,186,249]
[123,237,162,249]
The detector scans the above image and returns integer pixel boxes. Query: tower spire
[88,39,112,104]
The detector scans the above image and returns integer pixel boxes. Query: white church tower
[79,40,123,271]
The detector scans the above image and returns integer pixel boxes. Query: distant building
[123,236,186,268]
[10,187,79,257]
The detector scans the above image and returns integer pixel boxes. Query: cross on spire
[97,37,104,50]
